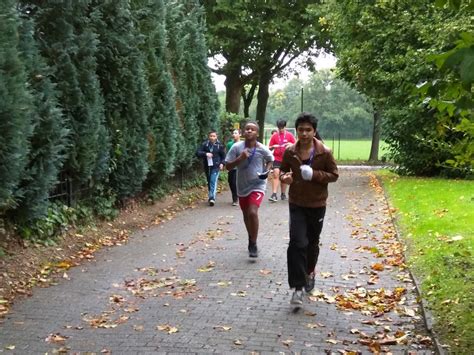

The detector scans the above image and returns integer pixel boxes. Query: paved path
[0,169,434,354]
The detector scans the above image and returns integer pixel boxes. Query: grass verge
[377,170,473,353]
[328,139,389,161]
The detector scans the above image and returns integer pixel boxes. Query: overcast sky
[210,52,337,92]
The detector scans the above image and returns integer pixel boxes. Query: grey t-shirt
[225,141,274,197]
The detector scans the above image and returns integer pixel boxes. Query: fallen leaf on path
[213,325,232,331]
[233,339,242,345]
[45,333,68,344]
[259,269,272,275]
[402,307,416,317]
[197,261,215,272]
[371,263,385,272]
[157,324,179,334]
[282,339,294,347]
[231,290,247,297]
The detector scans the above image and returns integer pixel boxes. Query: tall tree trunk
[369,109,381,162]
[255,72,271,141]
[242,81,257,118]
[224,68,242,114]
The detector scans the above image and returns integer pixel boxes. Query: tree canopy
[204,0,328,134]
[324,0,473,176]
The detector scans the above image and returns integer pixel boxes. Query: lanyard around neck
[245,145,257,168]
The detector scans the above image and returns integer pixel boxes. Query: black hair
[276,119,287,129]
[244,120,259,131]
[295,112,318,131]
[208,129,217,135]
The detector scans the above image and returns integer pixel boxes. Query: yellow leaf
[213,325,232,331]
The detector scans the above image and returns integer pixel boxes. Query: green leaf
[459,48,474,84]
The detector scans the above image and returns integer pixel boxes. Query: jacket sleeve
[311,151,339,183]
[280,150,292,173]
[196,141,207,158]
[218,143,226,164]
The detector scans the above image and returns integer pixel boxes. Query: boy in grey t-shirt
[225,122,274,258]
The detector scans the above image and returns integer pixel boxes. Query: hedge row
[0,0,218,226]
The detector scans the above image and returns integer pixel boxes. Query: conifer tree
[0,1,33,212]
[132,0,180,183]
[166,1,218,166]
[30,1,109,185]
[92,0,150,198]
[184,1,220,137]
[13,12,68,222]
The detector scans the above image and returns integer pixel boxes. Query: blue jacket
[196,140,226,171]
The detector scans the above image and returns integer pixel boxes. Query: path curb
[376,173,446,355]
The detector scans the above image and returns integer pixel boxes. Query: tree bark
[255,72,271,142]
[369,109,381,162]
[224,68,243,114]
[242,81,257,118]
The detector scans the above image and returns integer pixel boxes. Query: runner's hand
[280,172,293,184]
[239,149,251,160]
[300,165,313,181]
[206,152,213,158]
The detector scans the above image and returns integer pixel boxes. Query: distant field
[325,139,389,161]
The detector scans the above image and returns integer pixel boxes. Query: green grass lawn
[378,171,474,353]
[327,139,389,162]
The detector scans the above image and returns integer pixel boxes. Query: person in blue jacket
[196,130,226,206]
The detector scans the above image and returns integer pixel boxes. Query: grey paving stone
[0,169,434,354]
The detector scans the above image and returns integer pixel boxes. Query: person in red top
[268,119,296,202]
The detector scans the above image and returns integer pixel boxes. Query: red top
[269,130,296,162]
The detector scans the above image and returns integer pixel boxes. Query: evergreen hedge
[0,0,218,235]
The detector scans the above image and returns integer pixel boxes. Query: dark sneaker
[268,193,278,202]
[209,199,215,206]
[248,243,258,258]
[305,273,315,293]
[232,201,238,206]
[280,193,287,201]
[290,290,303,305]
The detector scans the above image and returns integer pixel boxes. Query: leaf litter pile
[303,173,433,353]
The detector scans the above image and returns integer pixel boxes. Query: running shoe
[280,193,287,201]
[290,290,303,305]
[248,243,258,258]
[209,199,215,206]
[268,193,278,202]
[305,273,315,293]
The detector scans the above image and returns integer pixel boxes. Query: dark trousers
[228,169,238,203]
[287,203,326,289]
